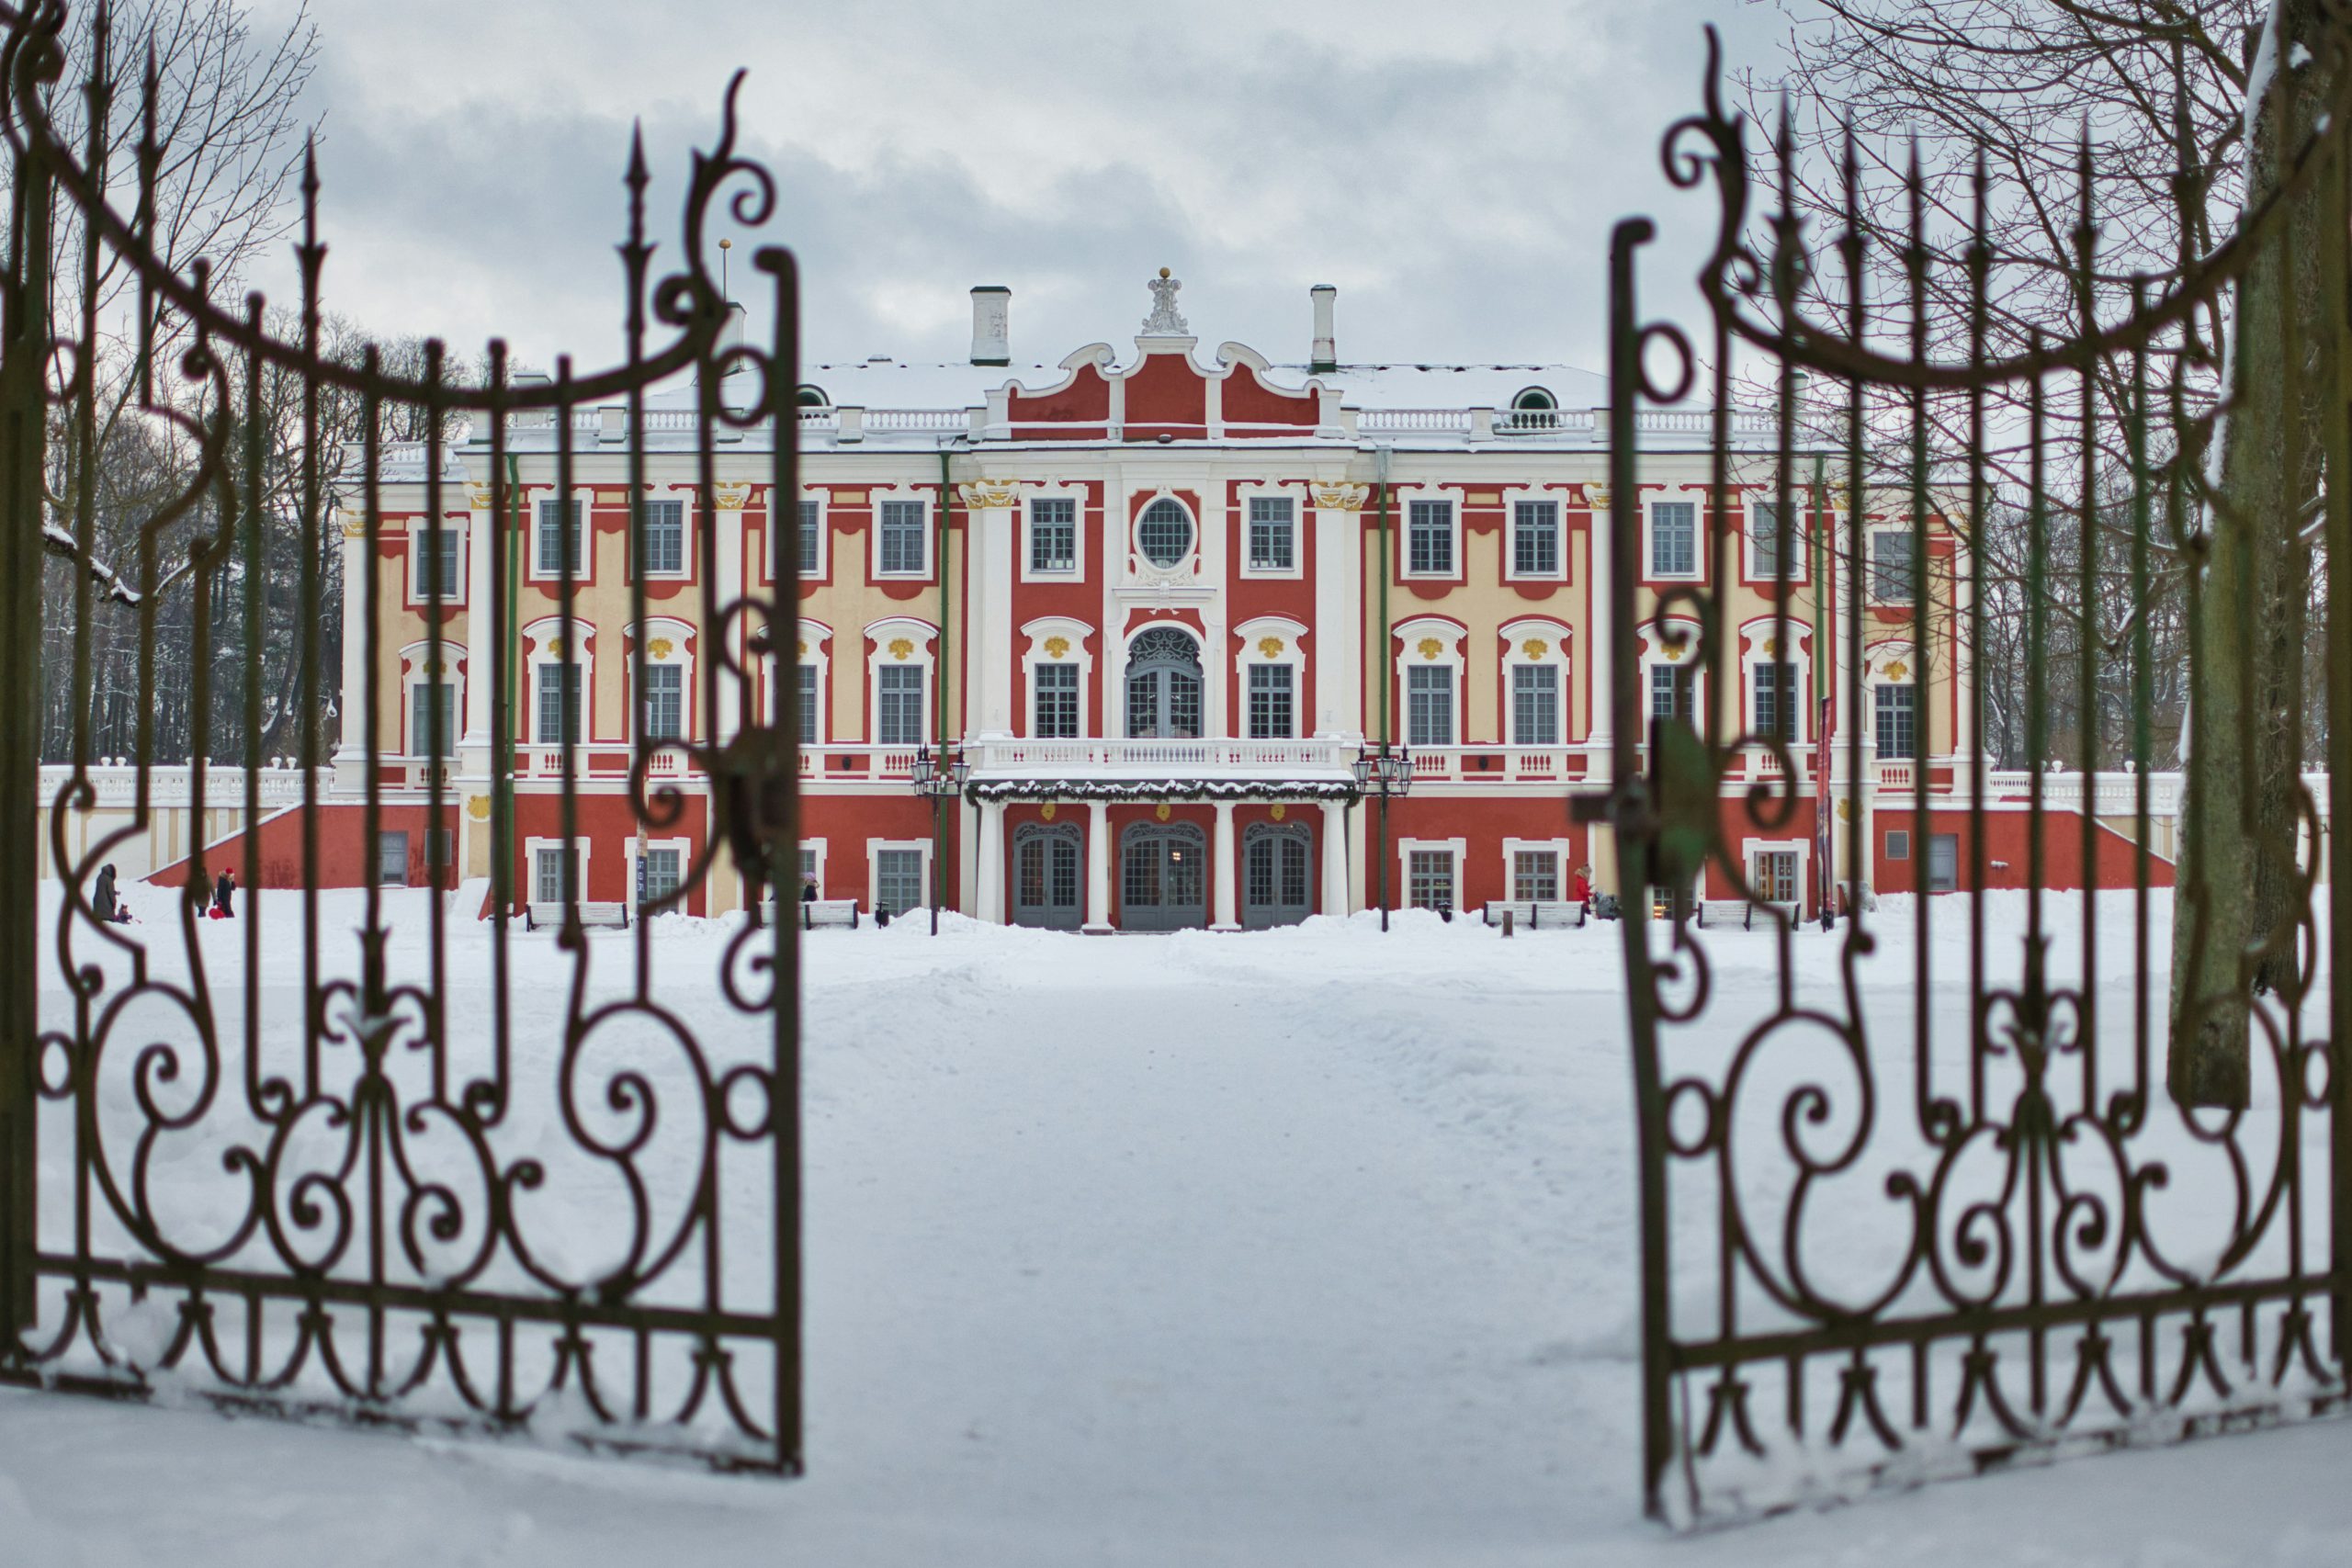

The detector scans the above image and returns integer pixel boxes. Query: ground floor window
[1013,824,1082,929]
[1511,849,1557,903]
[639,847,682,906]
[874,848,925,916]
[377,830,409,887]
[1928,832,1959,892]
[1121,823,1206,930]
[1242,824,1312,928]
[533,844,580,905]
[1754,850,1798,904]
[1408,849,1454,911]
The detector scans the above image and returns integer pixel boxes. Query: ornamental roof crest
[1141,267,1188,336]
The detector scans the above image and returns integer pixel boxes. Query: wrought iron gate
[0,1,803,1472]
[1596,25,2351,1527]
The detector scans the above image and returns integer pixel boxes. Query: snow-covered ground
[2,886,2346,1565]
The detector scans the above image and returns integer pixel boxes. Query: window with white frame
[874,847,925,915]
[1748,500,1790,580]
[411,681,454,757]
[639,499,685,577]
[1875,682,1917,758]
[797,663,819,746]
[1248,496,1295,571]
[877,499,927,576]
[1407,663,1453,746]
[1406,499,1454,576]
[536,662,582,744]
[797,499,821,575]
[1407,849,1455,910]
[1650,663,1692,723]
[1034,661,1080,738]
[1136,498,1194,567]
[1029,497,1078,573]
[1650,501,1697,577]
[638,846,682,905]
[877,664,926,745]
[1871,528,1917,604]
[1754,660,1796,741]
[1510,663,1560,745]
[640,662,683,739]
[1511,500,1560,577]
[798,844,821,893]
[1512,848,1560,902]
[1247,663,1294,739]
[414,526,459,599]
[535,499,585,577]
[532,843,581,905]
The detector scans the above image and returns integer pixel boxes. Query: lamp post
[1351,742,1413,931]
[910,744,969,934]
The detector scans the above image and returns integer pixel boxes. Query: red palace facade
[246,274,2160,928]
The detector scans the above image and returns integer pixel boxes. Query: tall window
[1512,501,1560,577]
[1651,502,1696,577]
[1030,498,1077,572]
[878,500,927,576]
[536,499,584,576]
[1125,626,1203,739]
[415,527,459,598]
[1749,500,1787,579]
[1248,496,1295,571]
[877,664,926,745]
[1247,664,1294,739]
[1754,661,1796,741]
[1513,849,1559,902]
[797,499,821,575]
[641,663,683,739]
[1650,664,1691,723]
[1871,529,1917,603]
[639,847,682,905]
[1034,662,1080,738]
[411,682,453,757]
[1875,683,1917,759]
[1407,664,1453,746]
[1407,849,1454,910]
[874,848,925,915]
[1511,664,1559,745]
[536,662,581,744]
[797,663,819,746]
[532,844,580,905]
[639,499,684,576]
[1407,500,1453,576]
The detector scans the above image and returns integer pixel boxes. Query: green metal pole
[1375,447,1393,931]
[1812,449,1830,929]
[934,447,954,934]
[501,452,523,910]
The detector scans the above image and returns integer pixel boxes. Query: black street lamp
[909,745,970,934]
[1351,742,1413,931]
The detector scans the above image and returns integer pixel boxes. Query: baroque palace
[205,273,2154,930]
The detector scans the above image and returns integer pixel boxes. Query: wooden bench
[1696,898,1800,931]
[1481,899,1587,931]
[759,897,863,930]
[524,900,629,931]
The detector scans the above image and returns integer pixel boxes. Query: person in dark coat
[93,863,119,923]
[800,874,820,904]
[213,868,236,919]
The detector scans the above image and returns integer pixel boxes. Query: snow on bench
[1481,899,1587,931]
[1696,898,1800,931]
[759,897,863,930]
[524,900,629,931]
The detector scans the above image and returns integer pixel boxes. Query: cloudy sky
[245,0,1804,386]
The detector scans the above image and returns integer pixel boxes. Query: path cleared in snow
[3,897,2346,1565]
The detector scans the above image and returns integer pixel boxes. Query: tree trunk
[2169,0,2329,1106]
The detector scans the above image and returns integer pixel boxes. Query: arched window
[1508,386,1558,433]
[1120,820,1206,931]
[1125,626,1203,739]
[796,385,830,408]
[1012,822,1083,929]
[1136,498,1194,567]
[1511,386,1556,411]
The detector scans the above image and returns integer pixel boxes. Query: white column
[713,484,748,744]
[960,482,1019,738]
[1320,799,1349,918]
[1586,489,1612,753]
[1212,801,1238,931]
[976,798,1005,923]
[333,509,370,789]
[1311,482,1367,737]
[1085,800,1113,932]
[462,485,495,748]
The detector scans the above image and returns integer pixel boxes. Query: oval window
[1136,499,1193,566]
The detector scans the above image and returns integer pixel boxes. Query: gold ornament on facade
[1663,642,1685,662]
[1521,638,1548,661]
[1585,483,1611,511]
[1417,637,1442,661]
[1039,803,1057,821]
[648,637,674,660]
[1044,636,1070,660]
[1154,803,1172,822]
[1258,637,1283,659]
[1837,799,1853,821]
[467,795,491,821]
[958,481,1021,510]
[1269,803,1286,822]
[1310,481,1368,513]
[712,482,752,512]
[336,508,367,538]
[796,638,808,660]
[1885,659,1909,682]
[467,486,496,512]
[888,637,914,661]
[545,638,565,659]
[1763,637,1779,656]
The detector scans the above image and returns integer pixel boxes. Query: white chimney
[1309,284,1337,374]
[971,285,1011,367]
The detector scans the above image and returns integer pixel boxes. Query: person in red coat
[1569,864,1593,909]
